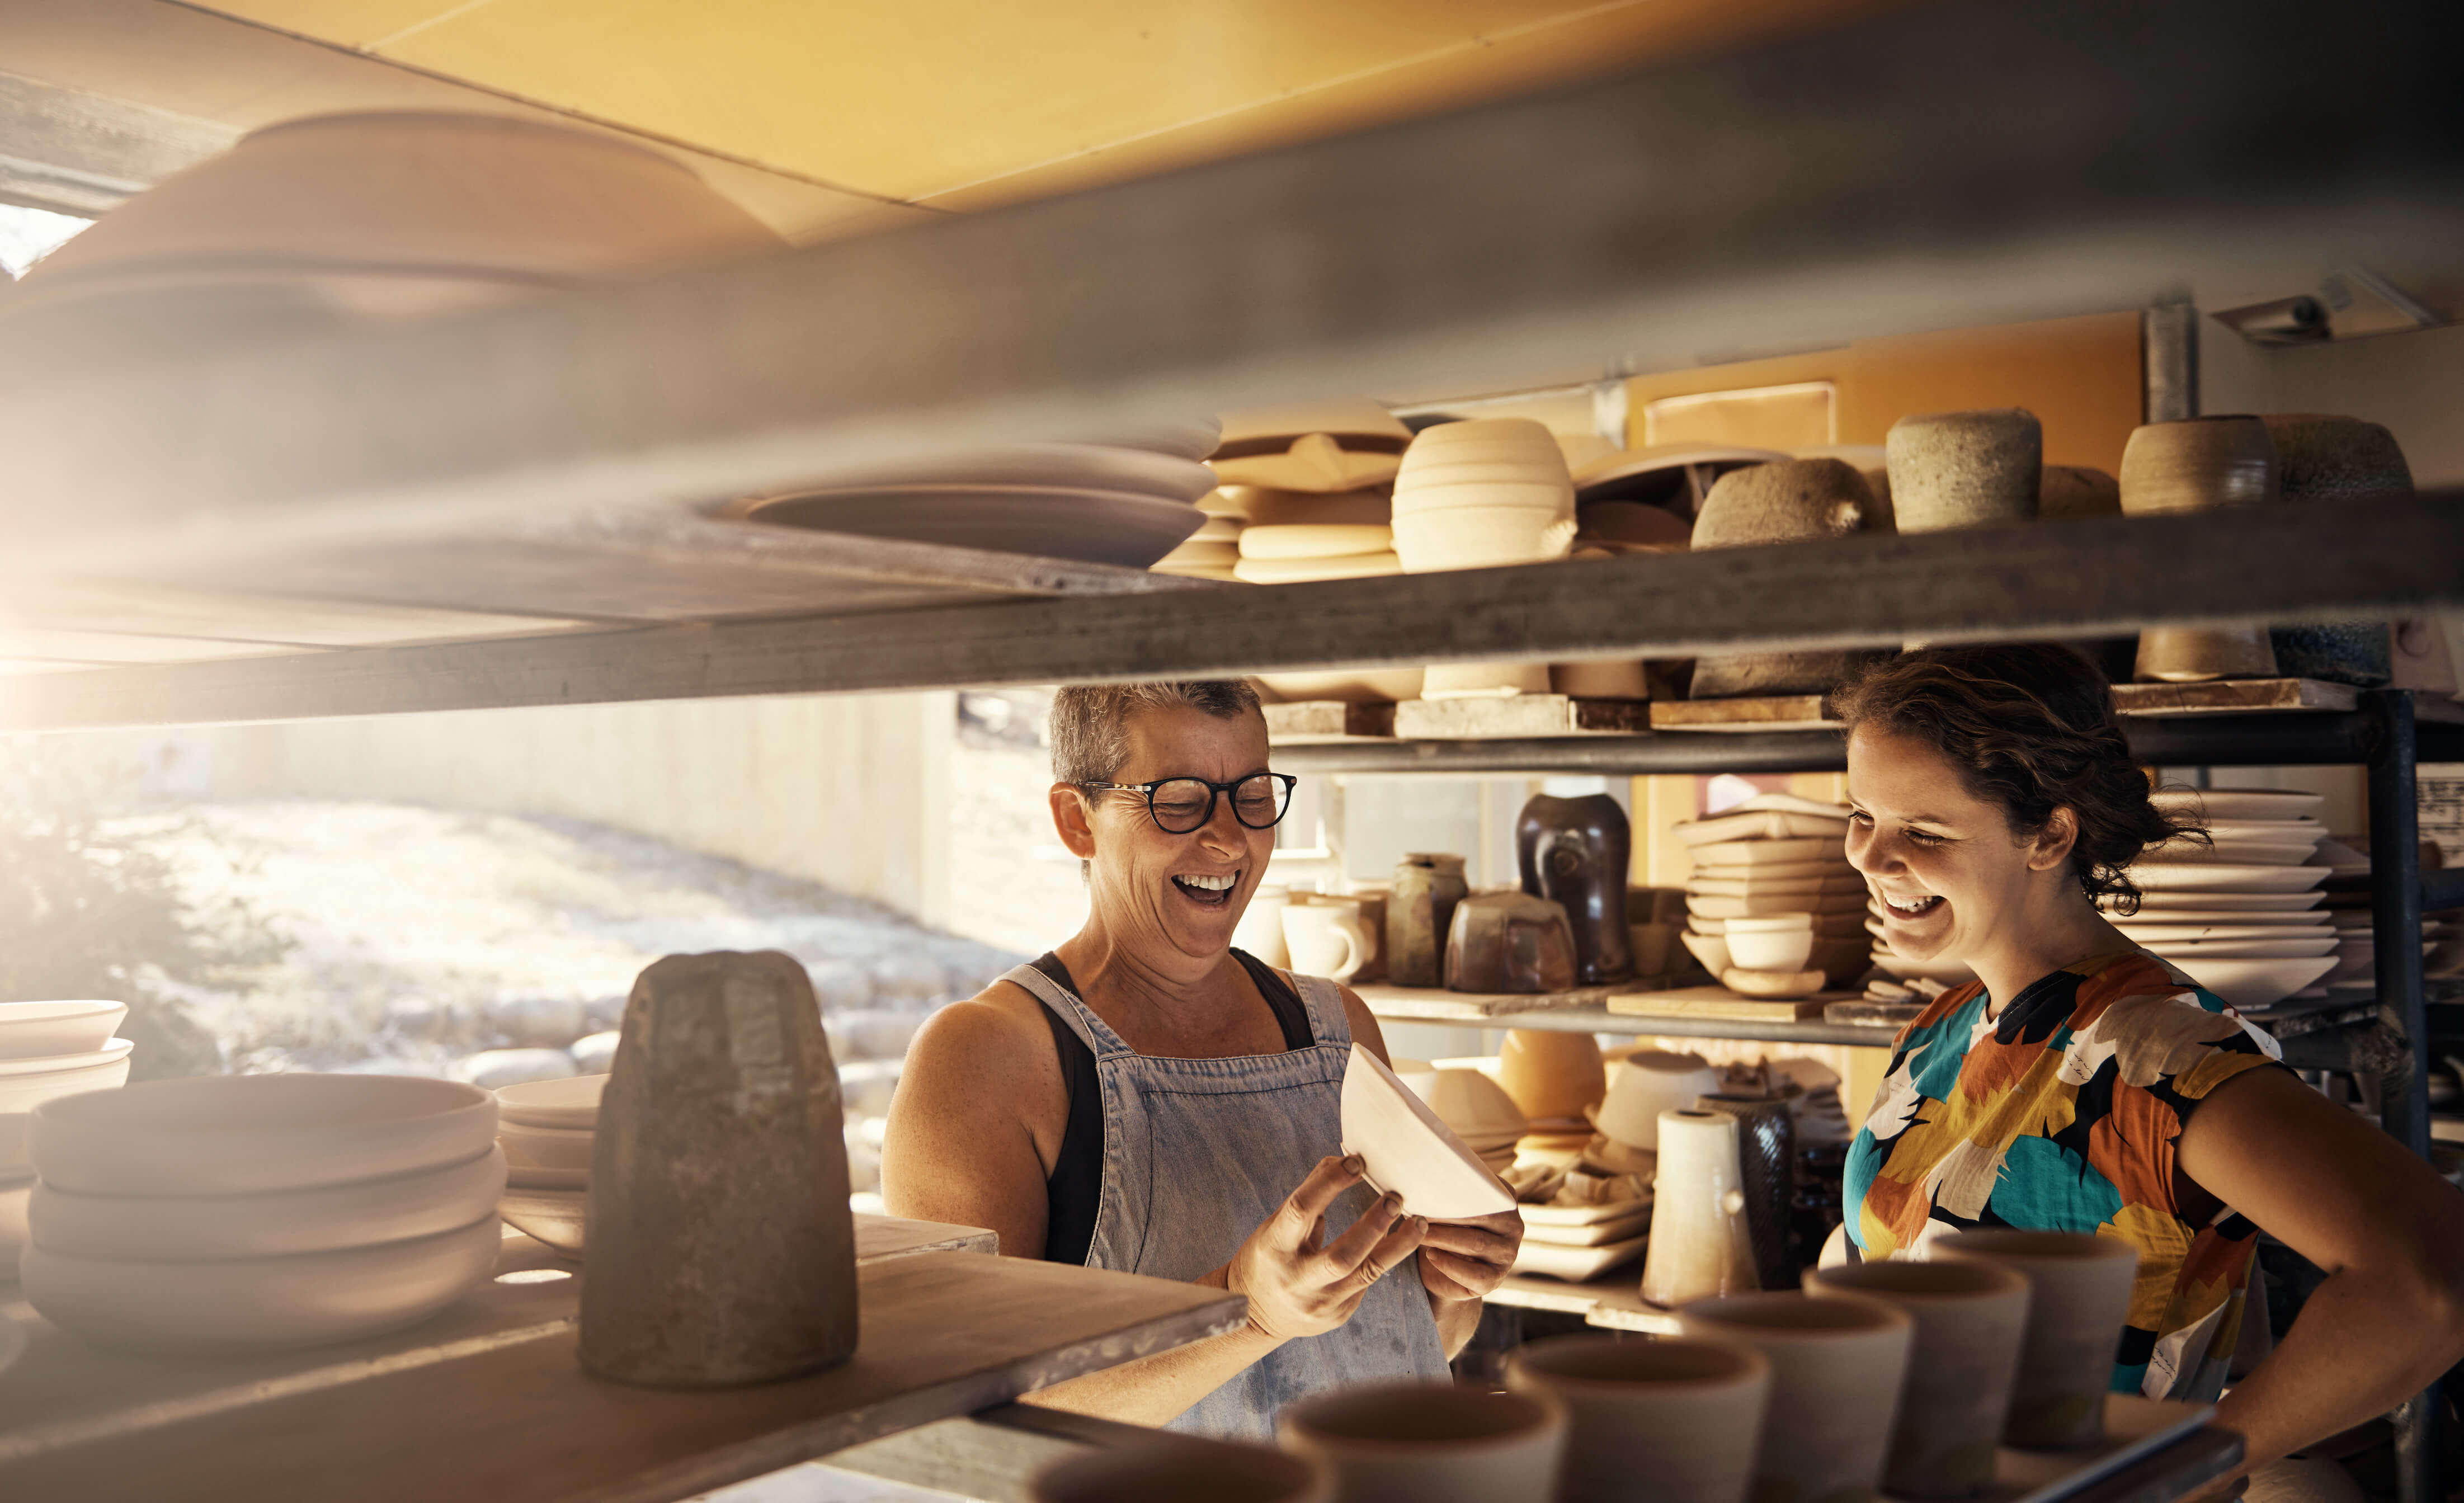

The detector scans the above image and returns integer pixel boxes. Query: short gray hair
[1049,681,1264,785]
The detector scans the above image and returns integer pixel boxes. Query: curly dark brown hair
[1832,644,2206,914]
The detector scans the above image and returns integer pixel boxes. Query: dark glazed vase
[1387,852,1470,988]
[1516,793,1633,986]
[1697,1092,1799,1292]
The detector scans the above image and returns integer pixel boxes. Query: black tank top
[1032,948,1314,1266]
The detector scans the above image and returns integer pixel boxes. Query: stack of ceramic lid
[494,1073,606,1257]
[1421,1061,1528,1175]
[1671,795,1867,995]
[2108,789,2338,1010]
[1151,488,1249,579]
[1213,401,1411,587]
[0,1002,135,1280]
[23,1074,504,1349]
[1391,418,1576,699]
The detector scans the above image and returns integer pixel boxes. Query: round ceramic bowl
[497,1120,596,1172]
[1392,508,1577,571]
[1725,928,1815,973]
[2160,954,2338,1008]
[1680,931,1733,976]
[1400,417,1569,468]
[1724,913,1816,934]
[497,1185,587,1257]
[0,1002,128,1062]
[22,1215,501,1351]
[31,1073,497,1197]
[493,1074,607,1133]
[1595,1051,1721,1151]
[30,1146,507,1261]
[0,1042,135,1118]
[1426,1069,1529,1139]
[1390,479,1576,516]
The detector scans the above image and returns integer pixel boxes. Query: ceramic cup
[1677,1292,1916,1503]
[1885,409,2042,533]
[1278,1380,1567,1503]
[1932,1229,2138,1450]
[1497,1029,1608,1123]
[1235,885,1294,969]
[1285,901,1373,983]
[1805,1259,2033,1497]
[1595,1049,1721,1149]
[1506,1334,1773,1503]
[1642,1109,1759,1309]
[1032,1438,1335,1503]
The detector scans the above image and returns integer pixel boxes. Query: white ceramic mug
[1235,885,1293,968]
[1506,1334,1773,1503]
[1676,1291,1915,1503]
[1279,1381,1567,1503]
[1284,902,1372,982]
[1931,1229,2139,1450]
[1805,1259,2032,1497]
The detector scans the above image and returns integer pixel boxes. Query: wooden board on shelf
[1263,700,1396,742]
[855,1213,999,1261]
[1651,695,1839,733]
[1392,695,1652,740]
[2110,678,2358,715]
[1607,985,1855,1022]
[0,1250,1241,1503]
[1353,981,1618,1021]
[1825,999,1925,1028]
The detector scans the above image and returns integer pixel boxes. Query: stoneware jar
[1933,1229,2139,1449]
[1677,1291,1916,1503]
[2263,413,2414,687]
[1278,1380,1568,1503]
[1689,459,1883,699]
[1884,408,2042,533]
[1387,855,1469,987]
[1505,1334,1773,1503]
[1805,1259,2032,1497]
[2120,417,2281,684]
[1641,1108,1759,1309]
[1444,892,1579,995]
[1516,792,1634,986]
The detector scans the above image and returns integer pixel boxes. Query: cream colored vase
[1677,1292,1916,1503]
[1805,1259,2032,1497]
[1933,1229,2139,1450]
[1506,1334,1773,1503]
[1641,1108,1759,1308]
[1279,1381,1567,1503]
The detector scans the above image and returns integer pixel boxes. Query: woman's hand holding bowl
[1223,1154,1427,1343]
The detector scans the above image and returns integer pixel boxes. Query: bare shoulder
[903,978,1062,1099]
[1335,983,1392,1066]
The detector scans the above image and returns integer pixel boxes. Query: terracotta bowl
[2118,416,2277,515]
[1497,1030,1607,1122]
[30,1146,508,1260]
[0,1002,128,1062]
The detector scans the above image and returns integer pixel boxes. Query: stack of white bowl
[23,1073,505,1349]
[1417,1062,1528,1176]
[1151,489,1249,579]
[494,1073,605,1257]
[1671,797,1867,995]
[1391,418,1577,699]
[2108,789,2338,1010]
[0,1002,136,1280]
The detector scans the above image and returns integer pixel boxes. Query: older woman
[1839,643,2464,1486]
[883,680,1520,1439]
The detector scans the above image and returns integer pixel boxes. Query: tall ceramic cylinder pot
[1884,409,2042,533]
[2119,417,2281,682]
[1641,1108,1758,1309]
[1516,793,1633,986]
[1933,1229,2139,1449]
[1689,460,1884,699]
[1505,1334,1773,1503]
[1678,1292,1915,1503]
[1805,1259,2031,1499]
[2263,414,2413,686]
[1387,855,1469,988]
[1697,1092,1797,1292]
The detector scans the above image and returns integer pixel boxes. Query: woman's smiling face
[1845,725,2065,964]
[1072,704,1278,963]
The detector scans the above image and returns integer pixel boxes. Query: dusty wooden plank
[1651,695,1838,732]
[1606,987,1855,1022]
[1354,982,1618,1021]
[854,1214,999,1262]
[0,1253,1243,1503]
[1262,700,1396,743]
[2110,678,2360,715]
[1393,695,1654,740]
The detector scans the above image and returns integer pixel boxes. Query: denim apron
[1005,961,1452,1440]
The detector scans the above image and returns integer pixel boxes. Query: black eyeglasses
[1078,773,1299,835]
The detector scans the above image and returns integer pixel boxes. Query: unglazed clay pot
[1642,1109,1759,1309]
[1388,855,1469,988]
[1885,409,2042,532]
[1497,1029,1607,1123]
[1934,1229,2138,1450]
[1690,459,1882,699]
[1696,1094,1797,1293]
[1677,1292,1916,1503]
[1596,1050,1721,1151]
[1518,793,1634,985]
[1034,1439,1334,1503]
[2039,466,2122,520]
[1806,1259,2031,1497]
[1506,1334,1773,1503]
[2263,413,2413,687]
[1278,1381,1567,1503]
[1445,892,1578,995]
[2120,417,2281,683]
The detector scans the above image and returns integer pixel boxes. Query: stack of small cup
[1391,418,1576,698]
[494,1072,605,1257]
[1675,795,1867,998]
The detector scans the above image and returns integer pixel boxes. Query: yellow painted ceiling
[194,0,1883,209]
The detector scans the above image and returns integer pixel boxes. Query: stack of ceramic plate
[494,1073,606,1257]
[1151,489,1249,579]
[2109,789,2336,1009]
[1671,795,1867,993]
[1214,402,1412,588]
[0,1002,136,1281]
[23,1074,504,1349]
[1422,1063,1528,1175]
[1390,418,1577,698]
[1511,1193,1653,1282]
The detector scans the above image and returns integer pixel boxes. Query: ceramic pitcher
[1516,793,1634,986]
[1388,854,1469,987]
[1641,1108,1759,1308]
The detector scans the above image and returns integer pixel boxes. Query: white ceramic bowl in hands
[31,1073,497,1196]
[0,1040,136,1117]
[30,1146,507,1260]
[22,1215,501,1351]
[1725,927,1816,973]
[497,1120,596,1172]
[494,1074,606,1132]
[0,1002,128,1061]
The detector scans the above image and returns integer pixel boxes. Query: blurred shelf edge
[1361,988,1902,1047]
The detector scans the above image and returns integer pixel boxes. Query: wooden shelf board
[1651,695,1839,733]
[1607,986,1859,1023]
[1360,993,1902,1046]
[1393,695,1652,741]
[1352,981,1622,1021]
[2110,679,2358,715]
[1262,700,1396,743]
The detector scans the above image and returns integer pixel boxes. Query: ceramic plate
[2118,921,2331,943]
[1688,837,1839,866]
[1520,1209,1652,1247]
[0,1037,135,1078]
[1691,859,1857,882]
[1692,893,1864,919]
[1340,1045,1515,1221]
[2125,864,2328,893]
[2143,937,2338,959]
[1521,1195,1653,1228]
[739,485,1203,569]
[0,1002,128,1062]
[2161,955,2339,1008]
[1510,1231,1649,1282]
[757,444,1217,503]
[494,1073,607,1131]
[2202,819,2324,838]
[2118,891,2325,912]
[2138,841,2324,867]
[2150,789,2328,821]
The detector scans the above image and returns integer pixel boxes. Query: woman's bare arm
[2176,1066,2464,1475]
[879,985,1061,1259]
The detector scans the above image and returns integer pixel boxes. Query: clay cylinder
[1934,1229,2138,1450]
[2119,417,2281,683]
[1387,855,1468,988]
[1640,1108,1758,1309]
[1689,460,1882,699]
[1885,409,2042,532]
[2263,413,2413,687]
[1804,1260,2031,1499]
[1695,1093,1797,1292]
[579,950,856,1388]
[1516,793,1633,985]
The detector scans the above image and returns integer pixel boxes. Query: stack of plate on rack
[1671,795,1868,992]
[1152,489,1249,579]
[1511,1191,1655,1282]
[0,1002,136,1280]
[2109,789,2337,1011]
[494,1073,605,1257]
